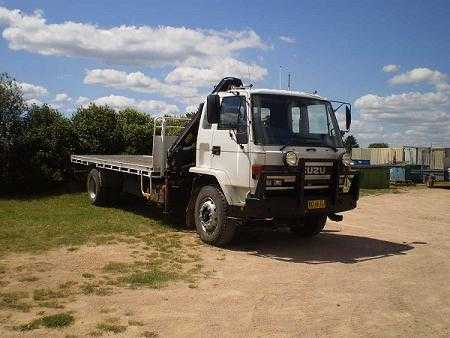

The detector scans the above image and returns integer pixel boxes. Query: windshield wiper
[279,136,316,151]
[280,138,297,151]
[320,136,338,152]
[321,143,338,152]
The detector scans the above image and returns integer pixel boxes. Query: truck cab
[180,78,359,245]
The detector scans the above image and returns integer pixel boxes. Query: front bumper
[234,160,360,219]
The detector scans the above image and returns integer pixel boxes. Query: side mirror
[345,105,351,130]
[206,94,220,124]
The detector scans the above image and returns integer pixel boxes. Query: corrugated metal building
[352,147,450,170]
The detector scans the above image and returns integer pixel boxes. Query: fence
[352,147,450,170]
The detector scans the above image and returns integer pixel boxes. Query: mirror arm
[330,100,352,113]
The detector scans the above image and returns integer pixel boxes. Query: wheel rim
[199,198,217,233]
[88,177,97,200]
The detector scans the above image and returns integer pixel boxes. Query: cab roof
[229,87,328,101]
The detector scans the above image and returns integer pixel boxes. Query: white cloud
[0,6,266,67]
[53,93,71,102]
[279,36,296,44]
[1,6,268,109]
[84,69,201,105]
[165,57,267,87]
[353,66,450,146]
[76,96,90,106]
[25,98,44,106]
[389,67,447,86]
[18,81,48,99]
[355,91,449,124]
[81,95,179,114]
[185,105,200,113]
[382,64,399,73]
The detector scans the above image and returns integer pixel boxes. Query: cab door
[196,103,213,168]
[210,95,250,204]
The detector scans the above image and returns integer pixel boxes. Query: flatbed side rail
[70,155,155,178]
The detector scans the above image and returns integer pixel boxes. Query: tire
[194,185,236,246]
[290,215,327,237]
[426,176,434,188]
[86,169,110,205]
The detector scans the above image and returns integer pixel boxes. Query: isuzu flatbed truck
[72,77,360,246]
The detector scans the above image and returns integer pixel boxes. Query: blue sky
[1,0,449,146]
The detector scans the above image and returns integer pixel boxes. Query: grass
[96,322,127,333]
[16,312,74,331]
[0,192,174,256]
[128,320,144,326]
[103,262,133,274]
[37,300,65,309]
[80,282,113,296]
[0,192,205,296]
[0,291,31,312]
[18,276,39,282]
[33,287,71,301]
[121,269,176,288]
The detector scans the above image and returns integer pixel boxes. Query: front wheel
[194,185,236,246]
[290,215,327,237]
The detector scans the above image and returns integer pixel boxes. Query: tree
[72,104,123,154]
[368,143,389,148]
[22,104,76,188]
[117,108,153,154]
[0,73,27,191]
[343,134,359,153]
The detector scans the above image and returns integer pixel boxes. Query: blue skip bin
[390,166,406,183]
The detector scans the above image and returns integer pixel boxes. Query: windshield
[251,94,343,148]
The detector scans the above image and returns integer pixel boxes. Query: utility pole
[288,73,291,91]
[279,66,282,89]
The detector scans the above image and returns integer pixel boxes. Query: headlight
[342,153,352,167]
[284,151,298,166]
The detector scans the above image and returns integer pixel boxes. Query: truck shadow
[229,227,416,264]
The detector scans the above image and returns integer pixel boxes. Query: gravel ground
[1,186,449,337]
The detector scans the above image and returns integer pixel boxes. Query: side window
[218,96,246,130]
[291,106,300,133]
[260,107,271,127]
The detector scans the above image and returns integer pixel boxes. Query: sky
[0,0,449,147]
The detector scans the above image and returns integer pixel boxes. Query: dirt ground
[1,187,449,337]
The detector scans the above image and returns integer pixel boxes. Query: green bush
[21,104,75,189]
[0,73,27,192]
[72,104,123,154]
[117,108,154,154]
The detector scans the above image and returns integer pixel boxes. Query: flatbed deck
[71,154,155,176]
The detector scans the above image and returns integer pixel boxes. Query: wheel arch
[189,168,234,205]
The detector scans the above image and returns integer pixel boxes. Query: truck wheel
[87,169,109,205]
[290,215,327,237]
[426,176,434,188]
[195,185,236,246]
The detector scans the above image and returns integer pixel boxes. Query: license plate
[307,199,326,209]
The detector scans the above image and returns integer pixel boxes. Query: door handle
[212,146,221,155]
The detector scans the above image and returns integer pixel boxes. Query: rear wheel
[194,185,236,246]
[87,169,108,205]
[290,215,327,237]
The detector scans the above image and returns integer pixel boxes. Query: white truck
[72,77,360,246]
